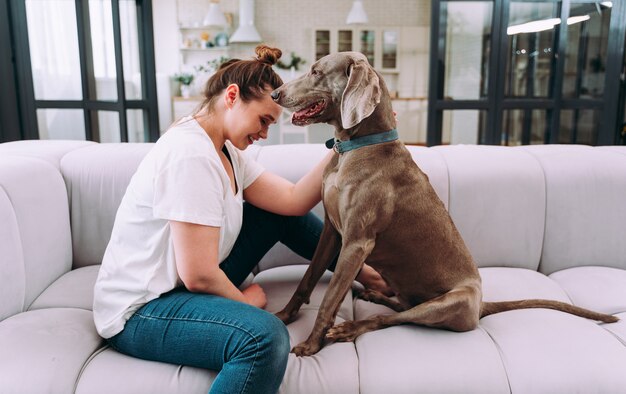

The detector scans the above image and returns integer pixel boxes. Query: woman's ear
[224,84,240,109]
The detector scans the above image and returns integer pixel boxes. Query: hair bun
[255,45,282,66]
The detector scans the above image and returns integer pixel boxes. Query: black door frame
[428,0,626,146]
[7,0,159,142]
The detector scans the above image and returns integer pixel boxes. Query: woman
[93,45,389,394]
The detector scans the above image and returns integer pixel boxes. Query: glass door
[359,29,376,66]
[338,30,353,52]
[315,30,331,61]
[428,0,626,146]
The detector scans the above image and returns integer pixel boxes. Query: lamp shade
[203,2,228,27]
[347,0,368,24]
[230,0,262,43]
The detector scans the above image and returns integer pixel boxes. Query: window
[9,0,159,142]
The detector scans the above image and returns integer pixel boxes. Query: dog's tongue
[293,101,324,123]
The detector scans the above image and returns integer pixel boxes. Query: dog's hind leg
[356,289,409,312]
[276,217,341,324]
[327,285,482,342]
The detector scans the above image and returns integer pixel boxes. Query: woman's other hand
[242,283,268,309]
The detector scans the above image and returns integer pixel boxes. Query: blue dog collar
[325,129,398,154]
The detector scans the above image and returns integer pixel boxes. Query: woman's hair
[197,45,284,114]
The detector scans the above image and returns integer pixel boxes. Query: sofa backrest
[0,156,72,320]
[60,143,154,268]
[433,145,547,271]
[253,144,452,271]
[522,145,626,275]
[55,142,626,275]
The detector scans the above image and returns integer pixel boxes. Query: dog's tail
[480,300,618,323]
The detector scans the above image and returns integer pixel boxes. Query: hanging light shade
[203,1,228,27]
[346,0,368,25]
[230,0,262,43]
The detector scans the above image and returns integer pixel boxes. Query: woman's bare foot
[355,264,395,296]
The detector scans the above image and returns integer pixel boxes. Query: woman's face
[224,87,282,150]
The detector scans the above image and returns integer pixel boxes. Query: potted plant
[275,52,306,81]
[174,72,194,98]
[194,56,231,75]
[276,52,306,71]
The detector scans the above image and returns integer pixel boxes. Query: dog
[270,51,618,357]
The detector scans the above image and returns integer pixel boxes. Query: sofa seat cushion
[75,348,216,394]
[549,266,626,315]
[479,267,571,303]
[29,265,100,311]
[254,265,360,394]
[0,308,104,393]
[353,266,624,393]
[356,325,510,394]
[480,309,626,393]
[254,265,354,321]
[604,312,626,346]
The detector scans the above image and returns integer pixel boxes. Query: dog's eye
[311,69,319,76]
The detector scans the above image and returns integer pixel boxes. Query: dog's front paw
[326,321,361,342]
[275,309,298,325]
[291,340,322,357]
[327,319,378,342]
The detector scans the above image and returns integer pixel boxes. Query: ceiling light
[347,0,368,25]
[600,2,613,7]
[203,1,228,27]
[567,15,590,25]
[507,18,561,35]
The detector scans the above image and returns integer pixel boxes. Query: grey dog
[270,51,618,357]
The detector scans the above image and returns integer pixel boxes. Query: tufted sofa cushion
[60,143,154,268]
[0,157,72,314]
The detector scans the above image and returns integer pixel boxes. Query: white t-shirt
[93,116,265,339]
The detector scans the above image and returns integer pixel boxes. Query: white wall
[152,0,180,131]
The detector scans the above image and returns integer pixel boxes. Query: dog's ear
[340,59,381,129]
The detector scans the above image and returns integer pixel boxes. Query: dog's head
[271,52,382,130]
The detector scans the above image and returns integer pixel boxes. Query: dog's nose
[270,90,280,101]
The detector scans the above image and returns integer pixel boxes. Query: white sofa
[1,140,625,394]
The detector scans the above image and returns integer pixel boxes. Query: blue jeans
[108,203,333,394]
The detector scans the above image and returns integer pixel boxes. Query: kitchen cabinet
[313,27,399,74]
[314,27,430,144]
[392,98,428,145]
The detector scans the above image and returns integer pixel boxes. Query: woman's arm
[170,220,266,308]
[243,150,334,216]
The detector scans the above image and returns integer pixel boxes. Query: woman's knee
[257,313,290,359]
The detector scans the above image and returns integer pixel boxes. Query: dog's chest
[322,167,343,232]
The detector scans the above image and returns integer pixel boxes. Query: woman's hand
[356,264,395,297]
[242,283,267,309]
